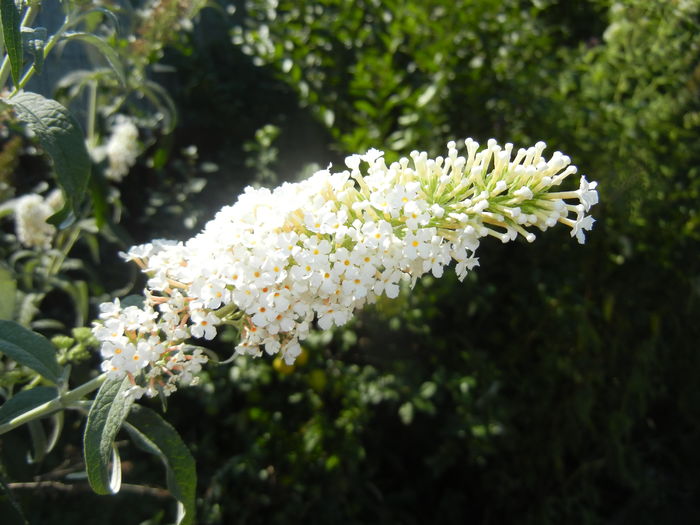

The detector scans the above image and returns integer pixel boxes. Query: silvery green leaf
[9,92,91,226]
[125,406,197,525]
[0,0,22,86]
[83,376,134,495]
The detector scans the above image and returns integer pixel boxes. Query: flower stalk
[0,373,107,436]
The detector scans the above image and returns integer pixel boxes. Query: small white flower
[190,310,220,340]
[577,176,599,212]
[570,215,596,244]
[403,229,434,260]
[98,299,122,319]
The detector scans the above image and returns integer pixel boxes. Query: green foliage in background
[184,1,699,523]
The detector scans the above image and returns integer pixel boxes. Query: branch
[7,480,171,499]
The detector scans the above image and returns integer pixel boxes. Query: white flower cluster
[94,297,208,398]
[91,115,140,182]
[14,190,63,249]
[94,138,598,398]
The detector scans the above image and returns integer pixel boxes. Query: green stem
[25,374,43,390]
[21,1,41,28]
[46,222,82,277]
[0,373,107,436]
[11,6,72,95]
[86,80,97,145]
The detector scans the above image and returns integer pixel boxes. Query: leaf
[0,265,16,320]
[63,32,125,86]
[416,83,438,108]
[16,292,41,327]
[88,171,109,229]
[26,410,63,464]
[121,295,145,309]
[0,320,62,384]
[0,0,23,87]
[68,7,121,35]
[141,80,178,133]
[0,386,58,425]
[125,406,197,525]
[46,410,64,453]
[83,376,134,495]
[9,92,91,225]
[21,27,47,75]
[27,419,48,463]
[50,277,88,327]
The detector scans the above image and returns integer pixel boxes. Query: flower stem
[0,373,107,436]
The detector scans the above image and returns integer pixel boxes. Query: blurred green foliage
[2,0,699,523]
[181,1,699,523]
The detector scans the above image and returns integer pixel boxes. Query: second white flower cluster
[93,138,598,398]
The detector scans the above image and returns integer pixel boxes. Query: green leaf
[0,0,23,87]
[88,171,109,229]
[64,32,125,86]
[21,27,47,75]
[83,376,134,494]
[121,295,145,309]
[46,410,64,453]
[9,92,91,224]
[26,410,63,464]
[141,80,178,133]
[27,418,48,463]
[0,265,16,320]
[125,406,197,525]
[0,387,58,425]
[50,277,88,327]
[0,321,62,383]
[68,7,121,35]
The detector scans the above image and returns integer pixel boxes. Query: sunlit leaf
[83,376,134,495]
[9,92,91,226]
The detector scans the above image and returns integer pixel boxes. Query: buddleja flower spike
[93,138,598,398]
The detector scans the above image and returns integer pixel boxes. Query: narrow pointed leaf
[22,409,63,464]
[0,321,61,383]
[46,410,64,453]
[0,0,23,86]
[89,172,109,229]
[9,92,91,224]
[83,376,134,495]
[0,265,16,320]
[125,406,196,525]
[64,32,125,86]
[27,419,48,463]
